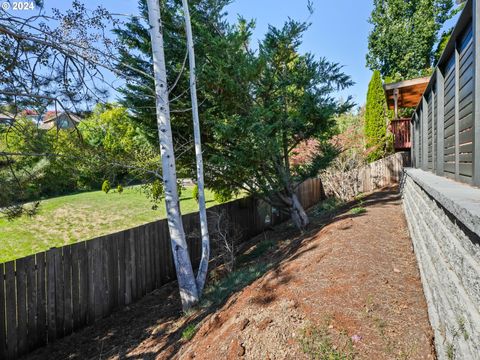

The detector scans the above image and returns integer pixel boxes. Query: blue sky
[17,0,374,106]
[225,0,374,107]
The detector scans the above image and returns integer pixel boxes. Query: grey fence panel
[413,0,479,186]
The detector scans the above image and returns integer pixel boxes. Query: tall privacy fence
[412,0,480,186]
[0,178,323,359]
[322,152,410,201]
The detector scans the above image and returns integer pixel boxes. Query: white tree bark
[290,193,309,231]
[146,0,199,310]
[181,0,210,296]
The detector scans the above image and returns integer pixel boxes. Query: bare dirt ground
[23,188,435,360]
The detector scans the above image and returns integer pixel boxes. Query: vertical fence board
[117,233,126,307]
[5,261,17,359]
[54,248,64,339]
[36,253,46,347]
[0,263,6,359]
[25,256,37,351]
[144,226,152,293]
[124,229,133,305]
[15,258,27,356]
[71,244,80,331]
[46,250,56,343]
[63,246,73,336]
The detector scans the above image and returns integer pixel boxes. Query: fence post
[436,67,445,176]
[422,97,428,170]
[454,44,460,181]
[474,0,480,185]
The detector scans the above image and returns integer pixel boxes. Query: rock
[239,318,250,331]
[257,318,273,330]
[228,339,245,358]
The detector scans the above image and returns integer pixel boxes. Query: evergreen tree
[365,70,388,162]
[367,0,457,81]
[206,20,353,230]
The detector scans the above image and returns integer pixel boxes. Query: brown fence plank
[36,252,46,347]
[63,246,73,336]
[54,248,64,339]
[144,226,152,293]
[46,249,56,343]
[86,240,95,324]
[117,232,126,307]
[0,263,6,359]
[124,229,133,305]
[25,255,37,351]
[5,261,17,359]
[94,238,104,321]
[16,257,28,356]
[71,244,81,331]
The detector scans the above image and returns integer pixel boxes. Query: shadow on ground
[22,187,401,360]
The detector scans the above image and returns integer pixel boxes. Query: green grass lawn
[0,186,218,263]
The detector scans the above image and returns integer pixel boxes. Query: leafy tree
[367,0,458,80]
[206,20,353,230]
[365,71,389,162]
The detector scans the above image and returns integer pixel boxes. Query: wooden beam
[436,67,445,176]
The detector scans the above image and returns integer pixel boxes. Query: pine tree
[365,71,388,162]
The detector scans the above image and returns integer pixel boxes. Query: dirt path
[24,189,435,360]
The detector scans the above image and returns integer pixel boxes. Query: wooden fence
[411,0,480,186]
[322,152,410,201]
[0,178,323,359]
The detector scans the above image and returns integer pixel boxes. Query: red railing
[390,118,411,150]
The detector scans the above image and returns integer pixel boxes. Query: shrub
[365,70,388,162]
[101,180,111,194]
[181,323,197,341]
[117,185,124,194]
[192,184,199,203]
[213,189,233,204]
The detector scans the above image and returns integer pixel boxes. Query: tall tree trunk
[146,0,198,310]
[181,0,210,296]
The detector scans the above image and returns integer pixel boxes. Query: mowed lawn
[0,186,218,263]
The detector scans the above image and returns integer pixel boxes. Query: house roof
[383,77,430,110]
[43,112,82,123]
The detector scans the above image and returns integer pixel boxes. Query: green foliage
[192,184,199,203]
[201,262,270,308]
[181,323,198,341]
[213,189,233,204]
[365,71,389,162]
[237,239,276,264]
[206,20,353,219]
[367,0,458,80]
[117,185,124,194]
[102,180,111,194]
[300,325,355,360]
[312,197,344,217]
[348,207,367,215]
[143,179,164,210]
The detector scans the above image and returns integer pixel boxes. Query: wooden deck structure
[384,77,430,151]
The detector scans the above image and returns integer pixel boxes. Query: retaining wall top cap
[404,168,480,236]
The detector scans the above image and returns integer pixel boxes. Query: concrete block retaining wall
[402,168,480,360]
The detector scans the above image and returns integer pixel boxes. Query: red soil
[24,188,435,360]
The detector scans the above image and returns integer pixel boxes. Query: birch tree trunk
[290,193,309,231]
[181,0,210,296]
[146,0,199,310]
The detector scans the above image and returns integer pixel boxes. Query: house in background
[39,111,82,130]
